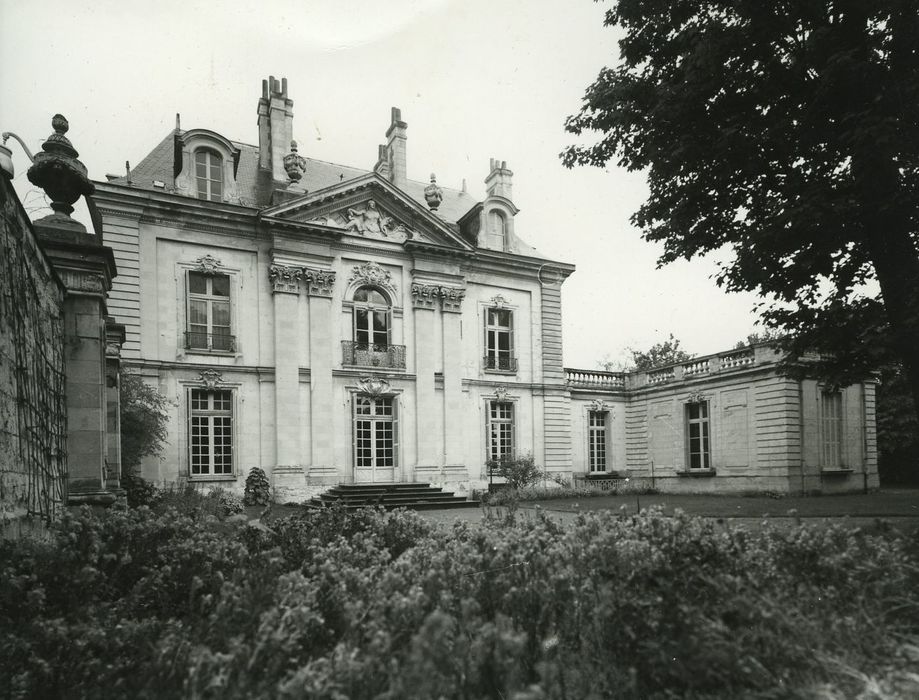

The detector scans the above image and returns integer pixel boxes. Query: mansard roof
[107,130,477,223]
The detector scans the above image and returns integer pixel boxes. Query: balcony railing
[342,341,406,369]
[185,331,236,352]
[564,368,626,388]
[484,355,518,372]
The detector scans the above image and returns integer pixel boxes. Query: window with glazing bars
[484,308,514,370]
[821,391,843,468]
[189,389,233,476]
[353,287,390,348]
[488,401,515,461]
[354,396,397,469]
[686,401,710,470]
[588,410,607,472]
[187,271,233,351]
[195,149,223,202]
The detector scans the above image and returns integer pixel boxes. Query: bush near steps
[1,503,918,699]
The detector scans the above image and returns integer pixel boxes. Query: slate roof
[109,130,477,224]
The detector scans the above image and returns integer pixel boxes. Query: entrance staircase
[308,483,479,511]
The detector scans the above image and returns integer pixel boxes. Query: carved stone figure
[345,201,387,236]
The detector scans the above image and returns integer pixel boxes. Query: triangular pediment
[261,174,473,250]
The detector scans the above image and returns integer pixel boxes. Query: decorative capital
[268,264,303,294]
[439,285,465,313]
[198,370,223,390]
[411,282,439,309]
[194,254,223,275]
[305,268,336,297]
[358,376,391,397]
[57,269,108,296]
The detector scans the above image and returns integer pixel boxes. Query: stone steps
[308,482,479,510]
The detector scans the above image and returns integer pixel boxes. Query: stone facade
[93,78,877,499]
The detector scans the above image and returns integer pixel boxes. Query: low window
[195,149,223,202]
[821,391,843,468]
[484,308,516,372]
[189,389,233,477]
[686,401,710,470]
[588,410,608,472]
[186,271,234,352]
[487,400,515,462]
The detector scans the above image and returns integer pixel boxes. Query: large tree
[563,0,919,421]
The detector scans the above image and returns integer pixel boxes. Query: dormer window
[488,210,506,250]
[195,149,223,202]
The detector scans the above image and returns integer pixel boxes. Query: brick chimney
[257,76,295,182]
[485,158,513,201]
[384,107,407,188]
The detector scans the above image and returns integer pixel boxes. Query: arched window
[195,149,223,202]
[487,210,506,250]
[353,286,390,349]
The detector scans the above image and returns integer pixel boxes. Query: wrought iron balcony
[185,331,236,353]
[342,341,406,369]
[483,355,518,372]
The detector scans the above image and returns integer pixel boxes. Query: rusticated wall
[0,178,67,522]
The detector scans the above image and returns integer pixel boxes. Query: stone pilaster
[306,268,336,475]
[269,265,303,474]
[440,287,465,468]
[412,283,439,474]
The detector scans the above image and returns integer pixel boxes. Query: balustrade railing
[484,355,518,372]
[342,341,406,369]
[564,368,626,388]
[185,331,236,352]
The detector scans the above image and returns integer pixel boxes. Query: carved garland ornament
[358,376,391,397]
[194,254,223,275]
[686,392,708,404]
[349,261,395,295]
[589,399,608,412]
[198,370,223,390]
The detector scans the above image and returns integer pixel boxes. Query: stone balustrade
[567,344,777,392]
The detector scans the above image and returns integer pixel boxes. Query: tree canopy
[120,372,169,474]
[600,334,694,371]
[564,0,919,419]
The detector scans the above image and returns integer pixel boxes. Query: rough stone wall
[0,179,67,522]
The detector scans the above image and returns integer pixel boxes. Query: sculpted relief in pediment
[306,200,417,243]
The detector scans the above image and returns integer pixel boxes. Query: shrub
[487,453,542,489]
[121,473,161,508]
[243,467,271,506]
[2,501,918,698]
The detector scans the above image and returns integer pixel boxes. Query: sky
[0,0,766,369]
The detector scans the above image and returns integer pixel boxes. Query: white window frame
[188,387,235,479]
[186,270,234,353]
[353,286,392,349]
[487,400,516,463]
[685,401,711,471]
[487,210,507,250]
[484,307,515,372]
[352,395,399,478]
[194,148,224,202]
[820,390,844,469]
[588,410,608,473]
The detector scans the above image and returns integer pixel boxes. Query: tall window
[354,396,398,476]
[487,401,515,462]
[189,389,233,477]
[686,401,710,470]
[821,391,843,468]
[488,210,506,250]
[195,149,223,202]
[353,287,390,348]
[484,308,515,371]
[588,411,608,472]
[187,272,234,352]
